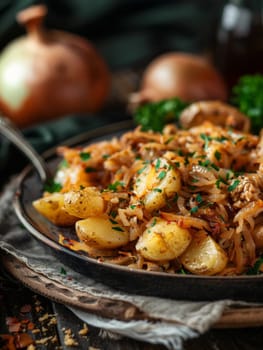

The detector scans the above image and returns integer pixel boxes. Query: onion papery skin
[0,5,110,127]
[134,53,227,105]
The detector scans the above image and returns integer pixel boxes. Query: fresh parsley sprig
[134,98,188,132]
[231,74,263,132]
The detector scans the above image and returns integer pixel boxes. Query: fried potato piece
[76,217,129,249]
[133,158,181,212]
[180,231,228,275]
[33,193,78,226]
[64,187,104,218]
[136,217,191,261]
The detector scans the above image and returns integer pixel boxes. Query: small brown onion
[0,5,111,127]
[130,52,227,106]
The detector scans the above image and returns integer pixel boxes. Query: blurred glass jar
[213,0,263,90]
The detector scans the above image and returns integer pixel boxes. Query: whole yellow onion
[131,52,227,105]
[0,5,111,127]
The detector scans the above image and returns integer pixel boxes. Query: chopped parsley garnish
[200,133,212,150]
[177,149,184,156]
[234,136,245,144]
[214,150,221,161]
[214,136,228,142]
[190,194,213,214]
[109,210,117,218]
[155,158,161,170]
[173,193,179,202]
[80,152,91,161]
[198,159,219,171]
[247,255,263,275]
[227,179,240,192]
[150,218,157,227]
[59,159,69,168]
[157,170,167,180]
[200,201,213,209]
[196,193,203,203]
[107,181,125,191]
[178,267,189,274]
[165,137,174,144]
[153,188,162,192]
[112,226,125,232]
[234,170,245,177]
[226,170,234,181]
[211,163,220,171]
[109,218,118,225]
[130,204,136,209]
[215,177,227,189]
[60,267,67,275]
[200,134,229,151]
[198,159,211,167]
[190,206,199,214]
[137,164,148,175]
[44,179,62,193]
[187,151,196,158]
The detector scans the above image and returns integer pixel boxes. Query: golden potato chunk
[64,187,104,218]
[180,231,228,275]
[136,217,191,261]
[76,217,129,249]
[133,158,181,212]
[33,193,78,226]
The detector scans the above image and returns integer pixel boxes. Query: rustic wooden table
[1,260,263,350]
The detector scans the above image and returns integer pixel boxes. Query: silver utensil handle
[0,116,50,183]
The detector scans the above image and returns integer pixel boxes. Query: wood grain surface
[2,255,263,350]
[2,253,263,329]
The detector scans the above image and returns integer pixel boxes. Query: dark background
[0,0,225,70]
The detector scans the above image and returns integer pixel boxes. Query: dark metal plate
[13,120,263,302]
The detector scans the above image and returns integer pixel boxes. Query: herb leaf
[247,256,263,275]
[107,181,125,191]
[59,159,69,169]
[134,98,188,132]
[231,74,263,132]
[157,170,167,180]
[227,179,240,192]
[214,150,221,161]
[60,267,67,275]
[44,179,62,193]
[190,206,199,214]
[80,152,91,161]
[112,226,125,232]
[153,188,162,193]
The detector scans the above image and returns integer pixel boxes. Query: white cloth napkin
[0,179,255,350]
